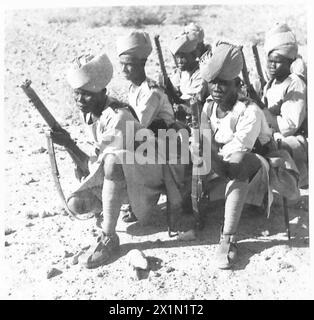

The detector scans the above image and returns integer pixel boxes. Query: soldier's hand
[50,128,72,147]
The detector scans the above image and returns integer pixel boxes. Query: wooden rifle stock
[239,46,265,109]
[190,96,205,230]
[154,35,183,106]
[252,44,266,89]
[21,79,90,178]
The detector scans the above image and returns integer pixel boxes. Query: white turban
[264,23,298,60]
[117,31,152,62]
[66,53,113,92]
[199,41,243,82]
[169,32,199,55]
[184,22,205,43]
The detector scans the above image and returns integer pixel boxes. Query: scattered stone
[46,267,62,279]
[64,251,74,258]
[290,217,300,225]
[97,270,108,277]
[39,210,51,218]
[166,266,175,273]
[126,249,149,270]
[260,230,270,237]
[26,211,39,219]
[278,261,296,272]
[5,227,16,236]
[25,222,35,227]
[31,147,47,154]
[24,178,39,185]
[175,229,196,241]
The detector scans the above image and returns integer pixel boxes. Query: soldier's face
[72,88,106,116]
[267,52,292,80]
[175,52,196,71]
[119,60,143,82]
[208,78,238,107]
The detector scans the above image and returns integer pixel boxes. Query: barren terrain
[2,4,312,300]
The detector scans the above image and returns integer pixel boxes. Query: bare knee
[67,196,87,214]
[227,152,261,181]
[104,154,125,181]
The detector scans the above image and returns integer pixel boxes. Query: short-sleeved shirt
[262,73,307,137]
[128,78,175,128]
[201,98,272,161]
[171,67,209,105]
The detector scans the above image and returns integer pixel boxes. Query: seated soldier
[169,31,209,122]
[53,53,189,269]
[117,30,175,135]
[198,41,274,269]
[262,23,308,188]
[117,30,177,222]
[184,22,211,61]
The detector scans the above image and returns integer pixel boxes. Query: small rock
[26,211,39,219]
[126,249,149,270]
[260,230,270,237]
[39,210,51,218]
[46,268,62,279]
[290,217,300,225]
[32,147,47,154]
[175,229,196,241]
[265,256,271,261]
[166,266,175,273]
[154,272,161,277]
[24,178,39,185]
[5,241,10,247]
[5,227,16,235]
[64,251,74,258]
[25,222,34,227]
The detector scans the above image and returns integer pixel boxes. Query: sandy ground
[2,5,313,300]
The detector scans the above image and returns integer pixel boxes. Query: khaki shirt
[262,73,307,137]
[128,78,175,128]
[171,67,209,104]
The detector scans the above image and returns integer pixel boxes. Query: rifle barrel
[21,80,62,131]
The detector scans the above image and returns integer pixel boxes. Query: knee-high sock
[101,179,127,235]
[223,179,249,235]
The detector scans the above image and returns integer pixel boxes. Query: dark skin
[119,58,146,86]
[264,52,293,126]
[174,51,198,72]
[51,88,108,147]
[267,51,293,83]
[207,77,239,173]
[208,78,238,116]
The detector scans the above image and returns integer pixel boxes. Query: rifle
[239,46,265,110]
[154,35,184,106]
[252,43,267,89]
[20,80,90,179]
[277,139,291,241]
[190,95,206,230]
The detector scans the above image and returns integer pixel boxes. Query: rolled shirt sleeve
[264,74,307,137]
[220,105,261,160]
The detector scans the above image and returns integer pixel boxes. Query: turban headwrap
[66,53,113,92]
[264,23,298,60]
[199,41,243,82]
[117,31,152,63]
[184,22,205,43]
[169,32,199,55]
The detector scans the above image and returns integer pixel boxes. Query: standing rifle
[239,46,265,110]
[154,35,184,106]
[252,43,267,89]
[21,80,91,218]
[190,95,206,230]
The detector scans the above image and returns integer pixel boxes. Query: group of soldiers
[52,22,308,270]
